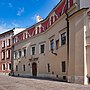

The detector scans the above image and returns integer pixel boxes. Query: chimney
[36,15,43,22]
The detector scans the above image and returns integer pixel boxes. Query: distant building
[0,30,13,75]
[0,28,25,75]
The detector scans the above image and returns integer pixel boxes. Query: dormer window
[37,27,39,34]
[51,16,53,25]
[54,15,57,21]
[41,27,44,32]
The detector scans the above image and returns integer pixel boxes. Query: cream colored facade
[13,0,90,85]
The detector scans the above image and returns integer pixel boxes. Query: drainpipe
[11,32,14,76]
[66,0,69,82]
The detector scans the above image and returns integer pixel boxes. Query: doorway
[32,63,37,77]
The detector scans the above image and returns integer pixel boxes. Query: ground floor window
[16,65,18,71]
[2,64,5,70]
[47,64,50,72]
[9,64,11,70]
[88,78,90,83]
[23,65,25,71]
[62,61,66,72]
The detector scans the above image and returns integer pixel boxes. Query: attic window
[37,27,39,34]
[51,16,53,25]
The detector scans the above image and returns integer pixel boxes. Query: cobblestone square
[0,75,90,90]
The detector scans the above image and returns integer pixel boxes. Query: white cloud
[8,3,13,8]
[17,7,25,16]
[11,22,19,27]
[0,22,10,34]
[31,14,39,22]
[0,21,20,34]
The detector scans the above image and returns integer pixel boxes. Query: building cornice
[68,8,89,20]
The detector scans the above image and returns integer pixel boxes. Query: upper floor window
[7,39,10,46]
[22,48,26,57]
[40,44,45,54]
[19,50,22,58]
[2,51,5,60]
[2,41,5,48]
[50,39,54,50]
[32,46,35,55]
[61,32,66,46]
[6,49,10,59]
[56,39,59,49]
[14,51,17,59]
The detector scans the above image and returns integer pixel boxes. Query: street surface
[0,75,90,90]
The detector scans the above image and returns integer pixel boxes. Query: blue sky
[0,0,60,34]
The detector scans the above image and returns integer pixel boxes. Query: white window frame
[39,43,45,54]
[22,48,27,57]
[7,39,10,46]
[2,64,6,71]
[49,36,55,51]
[31,46,36,55]
[6,49,10,59]
[2,52,4,59]
[2,41,5,48]
[8,63,11,70]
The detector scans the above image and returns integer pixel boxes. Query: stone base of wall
[68,76,84,84]
[13,73,67,81]
[74,76,84,84]
[0,72,9,76]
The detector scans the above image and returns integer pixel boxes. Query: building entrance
[32,63,37,77]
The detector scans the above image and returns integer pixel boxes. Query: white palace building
[6,0,90,84]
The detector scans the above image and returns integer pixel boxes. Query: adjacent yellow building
[13,0,90,84]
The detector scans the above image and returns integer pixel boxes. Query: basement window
[88,78,90,83]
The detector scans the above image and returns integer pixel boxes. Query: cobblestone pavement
[0,75,90,90]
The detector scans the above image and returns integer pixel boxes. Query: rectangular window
[56,39,59,49]
[6,50,10,59]
[50,39,54,50]
[40,44,45,53]
[51,16,53,25]
[19,50,21,58]
[23,65,25,71]
[62,61,66,72]
[88,78,90,83]
[32,47,35,55]
[23,48,26,57]
[61,32,66,46]
[16,65,18,71]
[7,39,10,46]
[47,64,50,72]
[14,51,17,59]
[2,51,5,60]
[2,64,5,70]
[37,27,39,34]
[9,64,11,70]
[2,41,5,48]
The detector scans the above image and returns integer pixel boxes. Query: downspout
[11,32,14,76]
[66,0,69,82]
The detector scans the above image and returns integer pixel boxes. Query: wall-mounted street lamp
[51,49,57,56]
